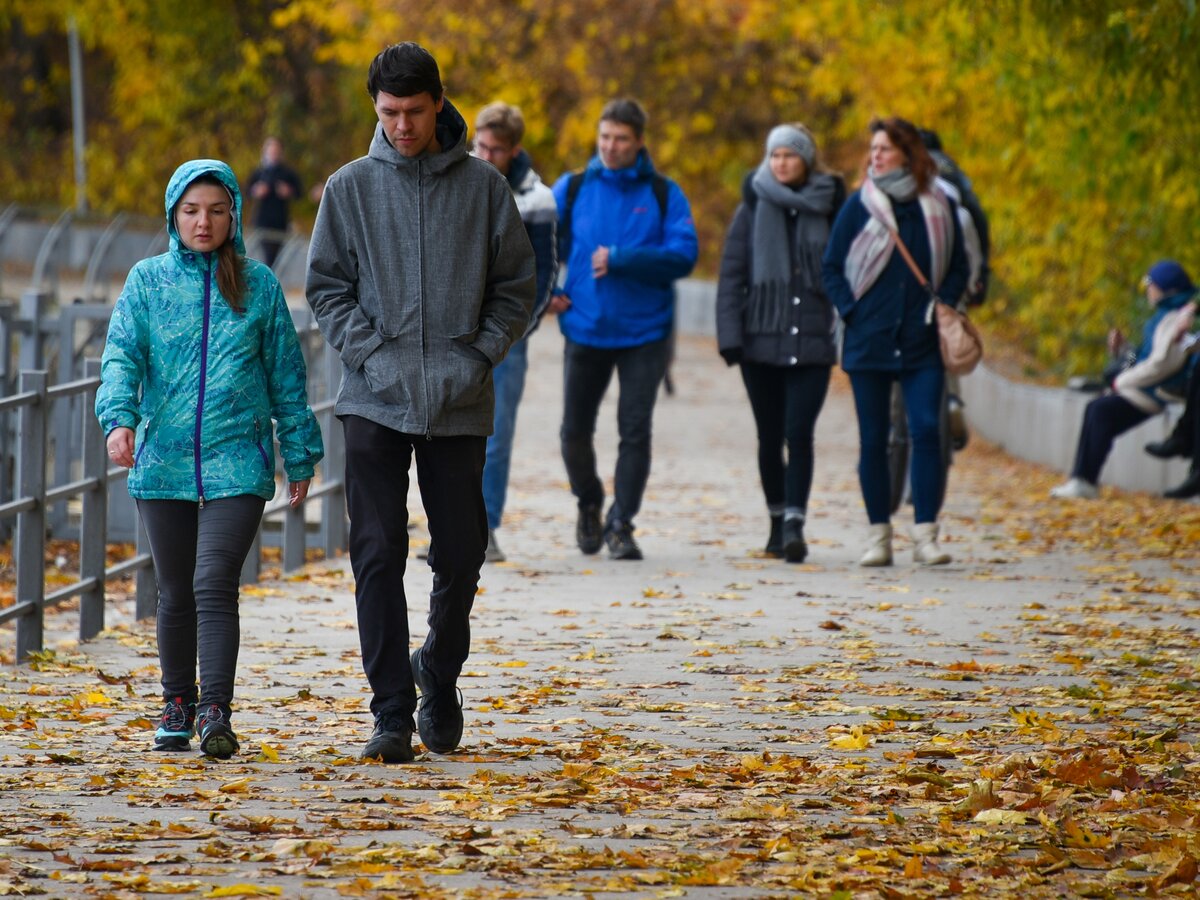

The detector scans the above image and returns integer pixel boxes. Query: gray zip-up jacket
[306,99,536,436]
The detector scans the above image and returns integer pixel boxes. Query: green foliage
[2,0,1196,375]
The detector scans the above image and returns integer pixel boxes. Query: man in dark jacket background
[246,137,302,269]
[551,98,698,561]
[306,43,535,764]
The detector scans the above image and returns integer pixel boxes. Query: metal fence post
[18,290,50,373]
[78,359,106,641]
[14,370,47,660]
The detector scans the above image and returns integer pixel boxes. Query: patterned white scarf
[845,175,954,300]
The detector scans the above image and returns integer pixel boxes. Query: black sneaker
[153,696,196,751]
[576,503,603,555]
[196,704,239,760]
[782,519,807,563]
[361,713,415,763]
[604,522,643,561]
[411,647,463,754]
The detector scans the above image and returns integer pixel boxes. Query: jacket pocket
[449,328,491,366]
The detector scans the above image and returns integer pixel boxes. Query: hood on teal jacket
[97,158,324,502]
[165,159,247,257]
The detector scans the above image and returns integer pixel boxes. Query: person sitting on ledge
[1144,296,1200,498]
[1051,259,1197,500]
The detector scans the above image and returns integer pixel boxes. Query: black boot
[1164,468,1200,499]
[782,518,807,563]
[1145,434,1190,459]
[764,516,783,557]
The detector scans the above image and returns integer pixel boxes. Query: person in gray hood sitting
[306,43,536,763]
[717,123,845,562]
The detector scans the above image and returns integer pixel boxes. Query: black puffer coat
[716,173,844,367]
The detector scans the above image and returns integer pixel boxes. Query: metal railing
[0,361,155,659]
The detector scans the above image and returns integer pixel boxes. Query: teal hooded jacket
[96,159,323,502]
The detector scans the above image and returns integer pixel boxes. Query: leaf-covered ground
[2,333,1197,898]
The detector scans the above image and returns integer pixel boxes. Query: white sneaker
[1050,478,1098,499]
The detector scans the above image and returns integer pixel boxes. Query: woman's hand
[106,427,135,468]
[288,480,311,508]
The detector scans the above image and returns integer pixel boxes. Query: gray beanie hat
[765,125,816,168]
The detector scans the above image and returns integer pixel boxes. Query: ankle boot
[911,522,951,566]
[782,518,807,563]
[859,524,893,567]
[764,515,783,557]
[1164,468,1200,499]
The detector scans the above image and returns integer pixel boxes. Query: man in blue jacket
[551,98,698,560]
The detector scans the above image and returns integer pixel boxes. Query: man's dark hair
[367,42,443,101]
[917,127,942,152]
[600,98,648,139]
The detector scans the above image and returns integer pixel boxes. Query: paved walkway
[1,327,1196,897]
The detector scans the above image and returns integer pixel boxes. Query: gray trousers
[137,495,264,715]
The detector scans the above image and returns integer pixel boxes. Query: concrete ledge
[958,363,1191,495]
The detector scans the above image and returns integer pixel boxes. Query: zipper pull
[199,495,205,509]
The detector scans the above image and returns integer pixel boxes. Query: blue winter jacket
[96,159,324,502]
[822,189,968,372]
[552,150,698,348]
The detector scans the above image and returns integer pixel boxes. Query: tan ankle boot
[859,524,893,566]
[911,522,950,565]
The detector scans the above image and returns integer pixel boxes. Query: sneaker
[576,503,603,555]
[1145,434,1189,459]
[411,648,463,754]
[1049,477,1099,499]
[196,704,239,760]
[360,713,415,763]
[604,522,643,561]
[153,696,196,751]
[484,529,506,563]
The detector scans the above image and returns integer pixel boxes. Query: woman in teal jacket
[96,159,323,759]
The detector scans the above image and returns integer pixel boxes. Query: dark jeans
[1070,393,1150,483]
[138,495,265,715]
[343,415,487,723]
[1165,365,1200,467]
[739,362,831,516]
[849,367,945,525]
[561,337,670,528]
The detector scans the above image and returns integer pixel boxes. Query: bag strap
[883,222,943,323]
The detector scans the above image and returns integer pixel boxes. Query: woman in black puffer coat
[717,123,845,562]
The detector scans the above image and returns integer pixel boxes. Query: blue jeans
[560,337,670,528]
[849,367,945,525]
[483,337,530,530]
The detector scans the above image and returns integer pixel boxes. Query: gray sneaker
[484,529,506,563]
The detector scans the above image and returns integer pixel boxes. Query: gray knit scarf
[870,166,918,202]
[747,164,837,334]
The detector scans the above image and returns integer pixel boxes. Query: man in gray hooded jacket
[306,42,535,764]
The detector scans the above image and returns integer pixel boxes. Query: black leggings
[739,362,831,516]
[138,495,265,715]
